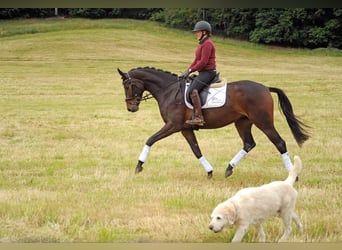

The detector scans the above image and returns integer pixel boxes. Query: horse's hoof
[135,166,143,174]
[225,165,233,178]
[207,171,213,179]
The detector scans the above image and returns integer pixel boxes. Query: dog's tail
[284,155,302,186]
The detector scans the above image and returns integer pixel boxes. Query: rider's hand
[179,69,191,79]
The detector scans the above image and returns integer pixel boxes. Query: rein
[126,70,183,103]
[141,92,153,101]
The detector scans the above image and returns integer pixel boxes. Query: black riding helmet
[192,20,212,33]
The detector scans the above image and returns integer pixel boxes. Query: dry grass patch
[0,18,341,243]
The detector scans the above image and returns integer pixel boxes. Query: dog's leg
[279,213,292,242]
[256,224,266,242]
[231,224,249,243]
[292,211,303,233]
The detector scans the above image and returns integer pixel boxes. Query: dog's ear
[222,202,236,225]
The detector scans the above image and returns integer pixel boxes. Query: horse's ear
[117,68,128,80]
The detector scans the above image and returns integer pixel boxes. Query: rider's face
[195,31,202,40]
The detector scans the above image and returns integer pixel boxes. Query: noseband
[124,79,143,102]
[123,74,153,103]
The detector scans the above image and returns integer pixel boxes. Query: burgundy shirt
[189,37,216,72]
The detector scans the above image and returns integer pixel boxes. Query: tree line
[1,8,341,49]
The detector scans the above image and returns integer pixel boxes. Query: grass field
[0,18,341,243]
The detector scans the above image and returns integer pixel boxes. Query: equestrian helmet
[192,20,212,33]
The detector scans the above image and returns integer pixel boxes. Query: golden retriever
[209,155,303,242]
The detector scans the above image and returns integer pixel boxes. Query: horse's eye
[216,216,221,220]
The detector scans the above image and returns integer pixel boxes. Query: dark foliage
[1,8,340,49]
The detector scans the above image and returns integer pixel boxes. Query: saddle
[185,73,228,109]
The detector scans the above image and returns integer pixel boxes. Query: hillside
[0,18,341,243]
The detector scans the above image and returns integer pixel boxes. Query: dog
[209,155,303,242]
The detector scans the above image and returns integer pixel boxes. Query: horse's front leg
[225,118,256,178]
[135,122,180,174]
[181,129,214,178]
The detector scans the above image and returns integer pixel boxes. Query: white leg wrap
[229,149,248,168]
[282,152,293,172]
[199,156,213,172]
[138,145,150,163]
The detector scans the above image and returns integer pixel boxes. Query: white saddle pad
[185,81,227,109]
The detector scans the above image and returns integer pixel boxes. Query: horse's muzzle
[125,98,140,112]
[128,105,139,112]
[126,103,139,112]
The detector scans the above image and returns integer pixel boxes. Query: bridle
[123,74,153,105]
[123,71,185,105]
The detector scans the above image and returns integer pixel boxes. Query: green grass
[0,18,342,243]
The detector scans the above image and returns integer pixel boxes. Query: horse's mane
[131,66,178,77]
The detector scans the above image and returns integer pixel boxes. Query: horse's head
[117,68,145,112]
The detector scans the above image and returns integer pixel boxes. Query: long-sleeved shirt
[189,37,216,72]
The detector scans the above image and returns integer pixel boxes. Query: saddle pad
[185,82,227,109]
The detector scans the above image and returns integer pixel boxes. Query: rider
[180,20,217,126]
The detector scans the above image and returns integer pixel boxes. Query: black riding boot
[186,89,205,126]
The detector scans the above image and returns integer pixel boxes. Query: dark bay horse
[117,67,309,178]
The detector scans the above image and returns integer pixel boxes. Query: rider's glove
[179,69,191,79]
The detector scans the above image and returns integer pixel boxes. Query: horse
[117,67,310,178]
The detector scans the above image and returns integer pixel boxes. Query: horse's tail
[269,87,310,147]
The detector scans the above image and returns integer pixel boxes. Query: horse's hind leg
[181,129,214,178]
[262,127,293,172]
[253,111,293,172]
[225,117,256,177]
